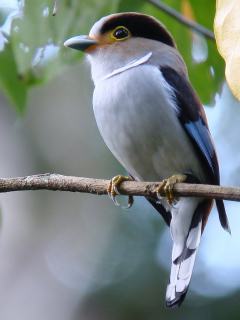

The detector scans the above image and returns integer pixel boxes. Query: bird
[64,12,230,308]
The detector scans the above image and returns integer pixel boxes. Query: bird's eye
[112,26,130,41]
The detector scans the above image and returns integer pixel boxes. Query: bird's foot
[156,174,187,205]
[107,175,134,209]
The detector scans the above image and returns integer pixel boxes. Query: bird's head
[64,12,175,52]
[64,12,177,83]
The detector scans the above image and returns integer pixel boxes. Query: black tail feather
[216,199,231,234]
[147,197,171,226]
[166,286,188,308]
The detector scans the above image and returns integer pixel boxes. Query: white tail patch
[166,219,202,307]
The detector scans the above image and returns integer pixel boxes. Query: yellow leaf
[214,0,240,101]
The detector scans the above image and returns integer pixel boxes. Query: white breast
[93,64,205,182]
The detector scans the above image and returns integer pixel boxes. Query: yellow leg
[107,175,134,208]
[156,174,187,205]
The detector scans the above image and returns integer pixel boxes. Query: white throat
[101,52,152,81]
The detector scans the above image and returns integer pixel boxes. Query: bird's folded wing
[160,66,230,232]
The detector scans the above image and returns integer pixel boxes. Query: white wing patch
[102,52,152,80]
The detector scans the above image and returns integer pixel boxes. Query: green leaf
[0,0,120,112]
[10,0,122,79]
[0,41,27,113]
[117,0,144,12]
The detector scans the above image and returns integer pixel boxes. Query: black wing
[160,66,230,233]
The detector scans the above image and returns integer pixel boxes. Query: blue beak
[64,35,98,51]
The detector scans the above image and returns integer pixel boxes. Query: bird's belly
[93,65,205,181]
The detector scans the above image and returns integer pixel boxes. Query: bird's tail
[165,201,205,308]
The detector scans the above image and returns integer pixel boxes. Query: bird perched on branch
[64,12,230,308]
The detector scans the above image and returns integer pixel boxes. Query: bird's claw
[107,175,134,209]
[156,174,187,205]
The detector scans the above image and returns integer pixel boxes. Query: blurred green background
[0,0,240,319]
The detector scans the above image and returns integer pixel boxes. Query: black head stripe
[100,13,175,47]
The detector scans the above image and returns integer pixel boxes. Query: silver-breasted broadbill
[64,12,230,308]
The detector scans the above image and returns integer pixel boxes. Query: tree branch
[0,173,240,202]
[146,0,215,41]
